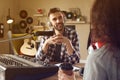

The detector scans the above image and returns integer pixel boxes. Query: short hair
[48,8,61,17]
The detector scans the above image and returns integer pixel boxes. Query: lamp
[7,8,13,24]
[7,16,13,24]
[7,8,14,54]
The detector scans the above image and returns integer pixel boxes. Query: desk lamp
[7,8,14,54]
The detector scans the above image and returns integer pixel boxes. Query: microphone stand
[7,23,13,54]
[8,29,12,54]
[6,29,32,54]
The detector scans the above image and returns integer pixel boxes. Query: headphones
[47,21,52,27]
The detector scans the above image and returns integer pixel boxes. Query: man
[36,8,80,64]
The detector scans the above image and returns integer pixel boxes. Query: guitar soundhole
[28,42,34,48]
[31,44,34,48]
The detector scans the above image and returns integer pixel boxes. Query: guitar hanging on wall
[20,26,37,56]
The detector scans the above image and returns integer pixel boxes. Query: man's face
[49,12,65,31]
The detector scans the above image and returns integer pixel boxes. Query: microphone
[34,31,54,36]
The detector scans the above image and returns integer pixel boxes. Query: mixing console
[0,54,59,80]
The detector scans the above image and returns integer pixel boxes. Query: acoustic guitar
[20,26,37,56]
[20,38,37,56]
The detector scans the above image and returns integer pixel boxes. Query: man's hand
[52,34,69,45]
[45,34,69,45]
[42,34,74,55]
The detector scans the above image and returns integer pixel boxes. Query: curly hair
[90,0,120,48]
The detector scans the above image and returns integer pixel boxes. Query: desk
[42,63,84,80]
[42,72,83,80]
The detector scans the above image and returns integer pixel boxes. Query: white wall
[18,0,94,23]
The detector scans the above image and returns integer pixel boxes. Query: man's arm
[65,30,80,64]
[36,37,49,61]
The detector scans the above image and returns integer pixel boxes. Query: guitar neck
[28,38,32,44]
[20,39,37,56]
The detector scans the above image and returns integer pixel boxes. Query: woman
[83,0,120,80]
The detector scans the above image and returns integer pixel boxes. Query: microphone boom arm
[0,35,32,43]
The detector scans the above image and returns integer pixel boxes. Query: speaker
[66,12,73,19]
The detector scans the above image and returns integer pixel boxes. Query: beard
[54,23,64,31]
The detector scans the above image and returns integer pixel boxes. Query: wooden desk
[42,63,84,80]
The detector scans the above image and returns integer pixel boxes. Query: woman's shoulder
[87,44,120,67]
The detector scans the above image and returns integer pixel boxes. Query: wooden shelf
[66,20,87,24]
[33,14,44,17]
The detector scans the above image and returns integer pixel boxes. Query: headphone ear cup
[62,11,67,22]
[64,16,67,23]
[47,21,52,27]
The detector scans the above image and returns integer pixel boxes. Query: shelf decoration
[65,8,87,23]
[19,10,28,19]
[34,8,46,26]
[0,23,4,38]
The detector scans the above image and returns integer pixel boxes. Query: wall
[0,0,18,54]
[18,0,94,23]
[18,0,94,61]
